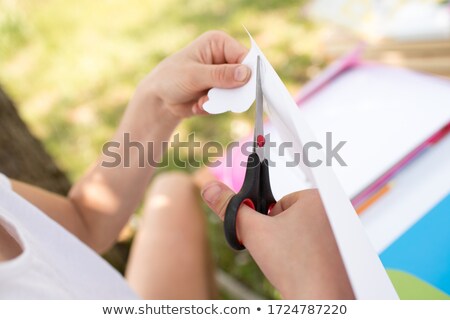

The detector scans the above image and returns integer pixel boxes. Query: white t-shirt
[0,173,138,299]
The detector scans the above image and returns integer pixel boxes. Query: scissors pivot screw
[257,135,265,147]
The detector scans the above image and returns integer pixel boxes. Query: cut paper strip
[204,32,398,299]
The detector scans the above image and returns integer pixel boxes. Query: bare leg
[125,172,216,299]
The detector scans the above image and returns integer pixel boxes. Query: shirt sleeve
[0,172,12,190]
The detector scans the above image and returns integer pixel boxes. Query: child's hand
[139,31,251,119]
[201,181,355,299]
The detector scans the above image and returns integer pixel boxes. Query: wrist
[118,85,179,147]
[133,79,180,127]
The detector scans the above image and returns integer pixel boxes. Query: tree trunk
[0,86,71,195]
[0,86,129,274]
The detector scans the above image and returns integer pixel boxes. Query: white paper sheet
[361,133,450,254]
[204,33,398,299]
[299,65,450,199]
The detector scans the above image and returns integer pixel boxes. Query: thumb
[200,64,251,89]
[201,181,266,245]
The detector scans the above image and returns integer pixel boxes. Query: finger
[269,190,309,216]
[268,201,284,216]
[201,181,241,221]
[197,94,209,110]
[270,189,320,216]
[201,181,266,244]
[198,63,251,89]
[192,103,208,115]
[198,30,248,64]
[192,95,209,115]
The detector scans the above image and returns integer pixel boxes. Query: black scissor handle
[224,153,259,250]
[258,159,276,214]
[224,193,253,250]
[224,153,276,250]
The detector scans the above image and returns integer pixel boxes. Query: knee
[143,171,204,226]
[144,171,198,211]
[149,171,194,195]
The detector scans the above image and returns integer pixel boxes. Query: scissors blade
[254,55,265,162]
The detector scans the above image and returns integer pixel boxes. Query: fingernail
[234,65,250,82]
[201,183,222,205]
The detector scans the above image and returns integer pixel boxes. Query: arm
[12,90,175,251]
[12,31,250,253]
[201,181,355,299]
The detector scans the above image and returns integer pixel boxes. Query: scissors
[224,55,277,250]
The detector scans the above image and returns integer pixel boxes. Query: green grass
[0,0,323,298]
